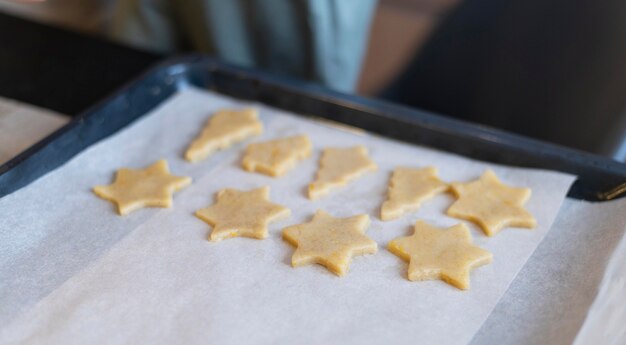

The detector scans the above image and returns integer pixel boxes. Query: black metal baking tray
[1,55,625,201]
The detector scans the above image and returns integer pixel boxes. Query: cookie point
[184,151,198,162]
[117,205,129,216]
[308,185,321,199]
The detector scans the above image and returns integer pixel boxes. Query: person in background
[110,0,377,93]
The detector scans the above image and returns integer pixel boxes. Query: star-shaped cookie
[242,135,312,177]
[381,167,448,221]
[93,159,191,215]
[388,221,492,290]
[185,108,263,162]
[308,146,377,199]
[447,170,536,236]
[282,210,377,276]
[195,186,290,241]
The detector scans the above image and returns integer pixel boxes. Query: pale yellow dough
[388,221,492,290]
[93,159,191,215]
[282,210,377,276]
[381,167,448,221]
[185,108,263,162]
[308,146,377,199]
[242,135,312,177]
[195,186,290,241]
[447,170,536,236]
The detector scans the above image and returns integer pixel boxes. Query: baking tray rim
[1,54,625,201]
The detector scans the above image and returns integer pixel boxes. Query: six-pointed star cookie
[93,159,191,215]
[447,169,536,236]
[282,210,377,276]
[196,186,290,241]
[388,221,492,290]
[185,108,263,162]
[242,135,312,177]
[381,167,448,221]
[308,146,377,199]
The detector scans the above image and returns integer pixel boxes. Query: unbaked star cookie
[242,135,312,177]
[93,159,191,215]
[196,186,290,241]
[381,167,448,221]
[308,146,377,199]
[388,221,492,290]
[185,108,263,162]
[282,210,377,276]
[447,170,536,236]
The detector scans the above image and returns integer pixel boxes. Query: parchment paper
[0,88,577,344]
[571,198,626,345]
[472,197,626,345]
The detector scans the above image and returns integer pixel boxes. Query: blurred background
[1,0,625,162]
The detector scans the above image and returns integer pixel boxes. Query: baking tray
[1,54,625,201]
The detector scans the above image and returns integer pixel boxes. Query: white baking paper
[472,197,626,345]
[0,88,576,345]
[571,198,626,345]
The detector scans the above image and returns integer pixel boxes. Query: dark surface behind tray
[1,55,625,201]
[0,13,161,116]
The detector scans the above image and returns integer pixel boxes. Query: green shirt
[110,0,377,92]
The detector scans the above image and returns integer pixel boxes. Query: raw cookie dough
[93,159,191,215]
[381,167,448,221]
[242,135,312,177]
[282,210,377,276]
[447,169,536,236]
[195,186,290,241]
[308,146,377,200]
[185,108,263,162]
[388,221,492,290]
